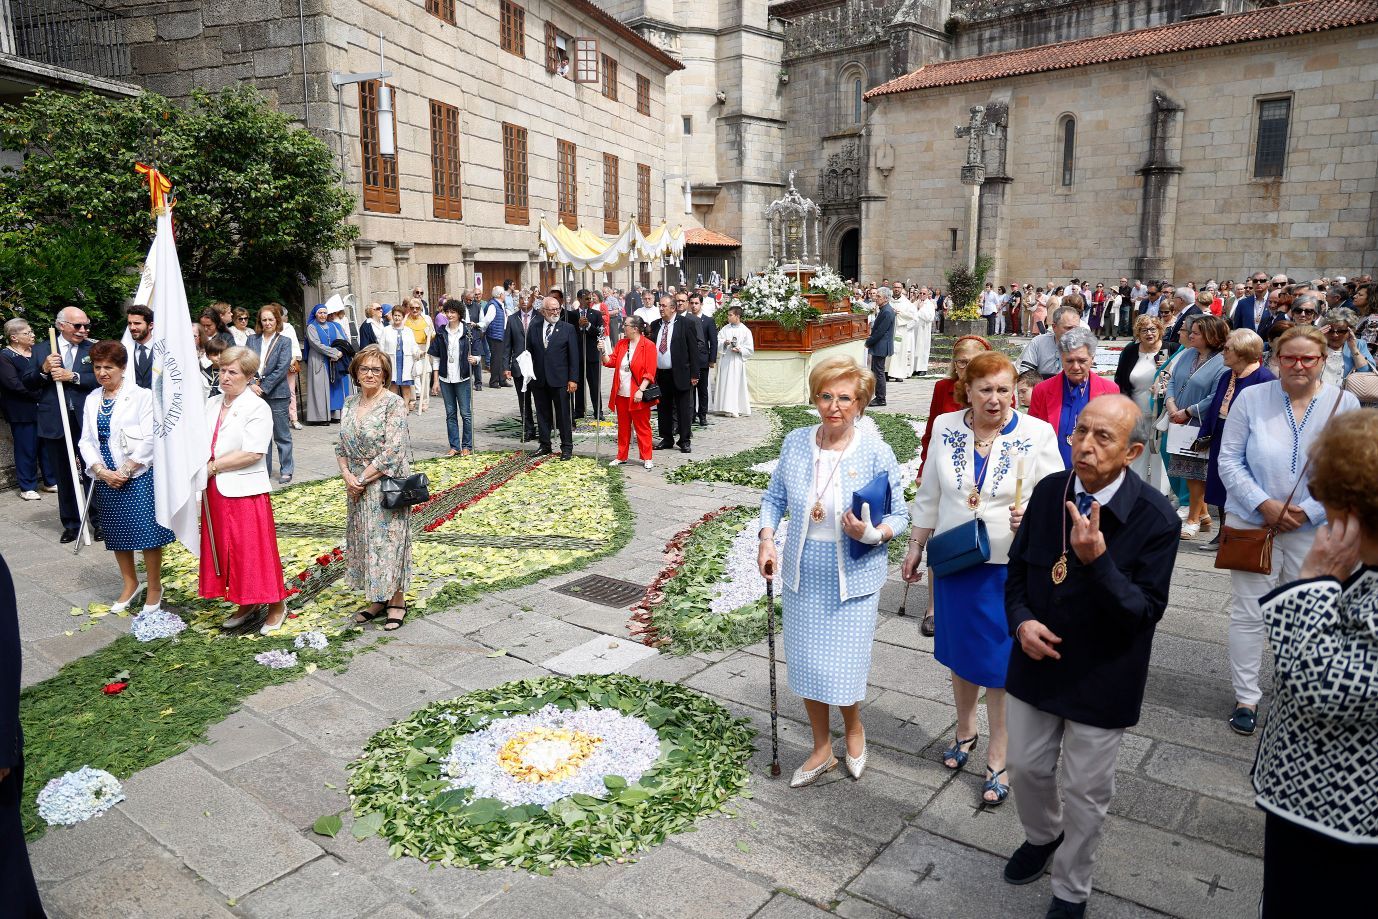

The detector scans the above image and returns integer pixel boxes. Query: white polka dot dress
[95,405,174,552]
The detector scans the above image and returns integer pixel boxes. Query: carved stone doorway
[838,228,860,282]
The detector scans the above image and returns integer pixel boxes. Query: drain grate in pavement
[553,574,646,608]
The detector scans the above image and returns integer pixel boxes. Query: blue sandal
[942,733,978,770]
[983,766,1010,805]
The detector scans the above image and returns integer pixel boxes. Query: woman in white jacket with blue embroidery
[758,356,909,787]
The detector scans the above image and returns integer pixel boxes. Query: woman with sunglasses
[1317,307,1373,387]
[1216,326,1359,737]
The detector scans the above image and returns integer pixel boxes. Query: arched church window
[1060,116,1076,187]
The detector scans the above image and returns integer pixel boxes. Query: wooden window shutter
[557,140,578,229]
[429,99,462,220]
[635,74,650,116]
[574,37,599,84]
[359,80,400,214]
[601,55,617,101]
[544,22,559,74]
[502,122,529,225]
[636,163,650,234]
[603,153,619,236]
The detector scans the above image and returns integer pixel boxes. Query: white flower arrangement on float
[807,264,851,303]
[729,263,819,330]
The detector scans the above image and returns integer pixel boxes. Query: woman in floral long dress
[336,345,414,631]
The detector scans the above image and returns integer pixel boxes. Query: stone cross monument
[954,104,998,271]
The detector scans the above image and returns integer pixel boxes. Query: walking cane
[763,559,781,778]
[202,496,222,578]
[896,579,912,617]
[72,478,98,556]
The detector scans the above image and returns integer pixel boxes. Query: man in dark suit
[1163,286,1202,346]
[564,290,604,420]
[865,288,895,406]
[688,293,717,425]
[648,295,700,453]
[0,553,44,918]
[25,307,98,543]
[1001,396,1177,919]
[1232,272,1275,336]
[504,293,539,441]
[526,296,579,459]
[125,304,155,389]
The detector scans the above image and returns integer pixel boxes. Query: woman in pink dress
[199,347,288,633]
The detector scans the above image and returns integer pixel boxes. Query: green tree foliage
[0,86,357,336]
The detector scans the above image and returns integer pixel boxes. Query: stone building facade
[103,0,680,306]
[863,0,1378,285]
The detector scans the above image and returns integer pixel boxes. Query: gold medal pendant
[810,501,825,523]
[1051,553,1068,585]
[966,488,981,511]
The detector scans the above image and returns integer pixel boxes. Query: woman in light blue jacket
[1165,314,1229,538]
[758,356,909,788]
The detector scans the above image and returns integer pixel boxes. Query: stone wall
[104,0,673,308]
[952,0,1259,59]
[863,26,1378,285]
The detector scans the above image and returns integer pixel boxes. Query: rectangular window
[545,22,571,77]
[601,54,618,101]
[425,0,455,25]
[359,80,399,214]
[574,37,599,84]
[949,228,958,252]
[500,1,525,57]
[603,153,619,236]
[502,122,529,225]
[635,74,650,116]
[1254,97,1291,179]
[429,99,462,220]
[682,116,691,135]
[427,264,447,307]
[558,140,578,229]
[636,162,650,234]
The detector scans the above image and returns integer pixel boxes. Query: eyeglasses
[1291,308,1317,317]
[1272,281,1288,288]
[356,366,385,376]
[816,393,855,407]
[1278,354,1322,368]
[62,321,91,330]
[1326,327,1349,335]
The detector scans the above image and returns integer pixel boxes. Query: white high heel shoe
[110,584,145,615]
[789,755,838,788]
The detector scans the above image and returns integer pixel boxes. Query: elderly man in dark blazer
[527,296,580,459]
[649,295,700,453]
[564,290,605,420]
[25,306,99,542]
[1001,395,1178,919]
[864,287,895,406]
[504,293,539,441]
[688,292,718,426]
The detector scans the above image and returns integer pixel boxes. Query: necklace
[810,430,851,523]
[966,411,1009,508]
[98,395,116,418]
[1051,473,1076,585]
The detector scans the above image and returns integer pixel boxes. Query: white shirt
[805,448,843,543]
[655,317,675,370]
[618,343,634,397]
[1074,470,1126,510]
[445,327,466,382]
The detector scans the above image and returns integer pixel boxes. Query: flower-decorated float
[343,675,754,870]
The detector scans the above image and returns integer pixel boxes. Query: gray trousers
[264,396,294,480]
[1006,694,1124,904]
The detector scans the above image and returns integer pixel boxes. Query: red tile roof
[684,227,742,248]
[867,0,1378,98]
[561,0,683,72]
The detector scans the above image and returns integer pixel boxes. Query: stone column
[393,242,414,304]
[1134,92,1184,282]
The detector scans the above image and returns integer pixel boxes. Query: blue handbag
[847,471,892,560]
[926,518,991,577]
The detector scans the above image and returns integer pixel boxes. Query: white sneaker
[19,490,40,501]
[291,421,303,430]
[642,460,654,470]
[39,483,58,493]
[608,459,624,467]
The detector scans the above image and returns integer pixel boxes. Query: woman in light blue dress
[759,356,909,788]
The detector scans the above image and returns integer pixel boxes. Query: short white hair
[492,285,505,298]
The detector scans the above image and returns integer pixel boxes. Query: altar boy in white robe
[713,305,754,417]
[914,289,937,374]
[891,294,920,379]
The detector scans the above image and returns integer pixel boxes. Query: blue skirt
[96,471,175,552]
[782,540,879,706]
[933,562,1010,688]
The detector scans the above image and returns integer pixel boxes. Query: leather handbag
[926,518,991,578]
[640,383,662,402]
[380,472,430,510]
[1344,371,1378,405]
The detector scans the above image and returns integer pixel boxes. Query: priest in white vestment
[713,306,754,416]
[914,290,937,374]
[891,294,920,378]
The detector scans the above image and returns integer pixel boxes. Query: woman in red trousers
[602,316,658,470]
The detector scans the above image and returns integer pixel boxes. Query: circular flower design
[346,675,754,871]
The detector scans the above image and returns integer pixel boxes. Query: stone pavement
[6,359,1266,918]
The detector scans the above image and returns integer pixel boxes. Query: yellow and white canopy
[539,219,685,271]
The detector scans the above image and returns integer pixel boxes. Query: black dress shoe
[679,444,692,454]
[921,612,935,637]
[533,446,553,457]
[871,399,888,406]
[60,529,78,544]
[559,451,573,461]
[656,440,674,450]
[1045,896,1086,919]
[1004,833,1064,885]
[523,429,538,441]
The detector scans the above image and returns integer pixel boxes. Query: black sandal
[355,602,386,624]
[383,604,406,631]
